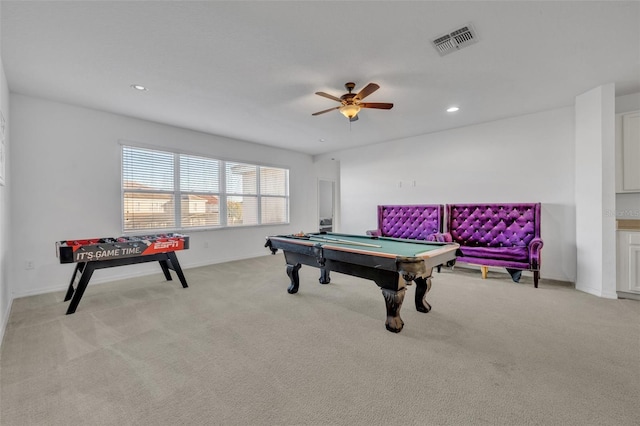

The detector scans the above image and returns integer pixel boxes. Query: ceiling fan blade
[359,102,394,110]
[312,106,340,116]
[355,83,380,101]
[349,115,359,122]
[315,92,342,102]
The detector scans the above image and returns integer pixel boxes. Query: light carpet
[1,254,639,426]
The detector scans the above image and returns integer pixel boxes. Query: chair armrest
[366,229,381,237]
[426,232,453,243]
[528,237,544,268]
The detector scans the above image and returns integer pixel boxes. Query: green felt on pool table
[301,232,449,257]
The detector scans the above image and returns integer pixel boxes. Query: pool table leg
[319,268,331,284]
[414,276,432,313]
[286,263,302,294]
[381,288,406,333]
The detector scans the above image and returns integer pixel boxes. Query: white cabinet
[617,230,640,297]
[616,111,640,193]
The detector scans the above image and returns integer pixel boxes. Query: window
[260,166,289,224]
[122,145,289,232]
[180,154,220,228]
[122,146,175,231]
[226,162,258,226]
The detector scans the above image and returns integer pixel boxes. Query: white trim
[9,253,278,300]
[576,285,618,299]
[0,295,13,348]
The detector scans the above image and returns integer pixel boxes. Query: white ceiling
[2,1,639,156]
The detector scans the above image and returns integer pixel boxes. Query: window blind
[260,167,289,224]
[122,146,175,230]
[121,145,289,231]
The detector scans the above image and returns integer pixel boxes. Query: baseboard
[617,291,640,301]
[10,251,273,300]
[182,251,274,270]
[450,264,575,287]
[576,285,618,299]
[0,294,14,350]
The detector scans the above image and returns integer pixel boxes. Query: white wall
[616,93,640,113]
[9,94,317,298]
[0,20,11,341]
[323,107,577,283]
[318,180,333,219]
[575,84,616,298]
[5,89,636,310]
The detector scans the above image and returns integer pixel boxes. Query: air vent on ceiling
[432,24,478,56]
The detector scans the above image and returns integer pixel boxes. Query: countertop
[617,219,640,231]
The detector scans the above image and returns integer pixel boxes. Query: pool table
[265,232,460,333]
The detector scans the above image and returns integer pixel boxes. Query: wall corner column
[574,83,617,298]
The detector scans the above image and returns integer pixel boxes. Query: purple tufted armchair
[437,203,543,287]
[367,204,444,240]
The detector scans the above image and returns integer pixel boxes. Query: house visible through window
[122,145,289,232]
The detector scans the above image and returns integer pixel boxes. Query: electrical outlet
[25,260,34,270]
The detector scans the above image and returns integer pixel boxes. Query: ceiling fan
[312,82,394,122]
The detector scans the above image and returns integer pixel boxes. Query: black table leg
[166,252,188,288]
[381,287,406,333]
[319,268,330,284]
[158,259,173,281]
[66,263,96,314]
[414,276,432,313]
[63,252,189,314]
[286,263,301,294]
[64,263,85,302]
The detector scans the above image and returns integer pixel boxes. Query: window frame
[121,142,290,233]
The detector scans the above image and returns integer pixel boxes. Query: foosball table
[56,233,189,314]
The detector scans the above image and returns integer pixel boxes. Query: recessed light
[319,138,326,143]
[447,106,459,112]
[131,84,148,91]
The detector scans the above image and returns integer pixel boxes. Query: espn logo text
[153,240,181,250]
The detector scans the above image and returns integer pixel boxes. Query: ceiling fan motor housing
[341,93,356,104]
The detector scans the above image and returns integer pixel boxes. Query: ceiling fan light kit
[339,104,360,119]
[313,82,393,121]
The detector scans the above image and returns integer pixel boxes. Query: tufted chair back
[446,203,541,248]
[376,205,444,240]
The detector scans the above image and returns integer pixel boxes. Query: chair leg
[480,266,488,279]
[534,270,539,288]
[506,268,522,283]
